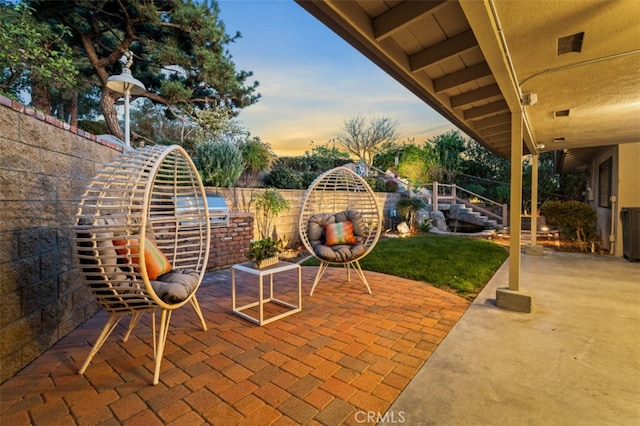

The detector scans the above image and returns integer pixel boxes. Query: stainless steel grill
[175,193,229,228]
[206,194,230,228]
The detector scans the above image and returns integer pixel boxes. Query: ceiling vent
[553,137,566,143]
[554,109,570,117]
[558,32,584,55]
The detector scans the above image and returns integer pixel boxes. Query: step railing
[368,167,507,227]
[425,182,507,226]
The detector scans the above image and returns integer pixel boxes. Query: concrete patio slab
[383,251,640,426]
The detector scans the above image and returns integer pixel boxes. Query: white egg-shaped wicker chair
[298,166,382,296]
[74,144,210,385]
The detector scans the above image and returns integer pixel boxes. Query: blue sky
[217,0,456,156]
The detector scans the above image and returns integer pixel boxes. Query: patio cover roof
[295,0,640,159]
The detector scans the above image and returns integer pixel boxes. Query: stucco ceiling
[296,0,640,159]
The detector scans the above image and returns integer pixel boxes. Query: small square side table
[231,261,302,325]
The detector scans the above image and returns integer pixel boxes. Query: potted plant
[250,189,290,239]
[246,237,283,269]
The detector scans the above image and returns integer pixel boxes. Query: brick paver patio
[0,266,469,425]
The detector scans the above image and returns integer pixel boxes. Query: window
[598,157,612,208]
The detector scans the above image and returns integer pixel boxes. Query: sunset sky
[218,0,457,157]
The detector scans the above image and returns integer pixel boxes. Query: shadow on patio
[0,266,468,425]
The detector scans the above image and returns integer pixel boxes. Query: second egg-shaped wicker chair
[74,144,210,385]
[298,166,382,296]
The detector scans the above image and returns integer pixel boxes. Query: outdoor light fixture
[106,52,146,147]
[522,93,538,106]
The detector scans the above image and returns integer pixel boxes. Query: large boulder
[430,210,449,232]
[416,209,449,232]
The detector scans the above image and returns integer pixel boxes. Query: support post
[123,89,131,147]
[508,112,523,291]
[530,154,538,245]
[496,111,532,313]
[525,154,544,256]
[433,182,439,212]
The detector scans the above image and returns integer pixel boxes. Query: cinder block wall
[0,96,124,383]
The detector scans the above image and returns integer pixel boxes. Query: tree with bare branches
[335,114,399,173]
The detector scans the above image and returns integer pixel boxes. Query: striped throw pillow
[323,221,357,246]
[113,237,172,280]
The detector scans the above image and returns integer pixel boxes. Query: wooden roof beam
[473,113,511,130]
[480,123,511,137]
[450,83,501,108]
[433,62,491,93]
[464,100,509,120]
[410,30,478,72]
[374,1,447,41]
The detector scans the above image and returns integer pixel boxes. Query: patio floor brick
[0,266,469,425]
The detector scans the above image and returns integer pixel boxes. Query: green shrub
[301,171,320,189]
[265,165,303,189]
[395,196,426,231]
[78,119,108,136]
[193,140,243,187]
[383,178,399,192]
[540,200,597,251]
[366,177,399,193]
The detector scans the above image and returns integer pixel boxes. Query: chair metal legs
[152,309,171,386]
[309,260,372,296]
[78,313,125,375]
[123,312,143,342]
[189,295,208,331]
[309,261,330,296]
[78,307,188,386]
[350,260,372,294]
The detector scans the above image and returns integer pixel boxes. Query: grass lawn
[301,234,508,300]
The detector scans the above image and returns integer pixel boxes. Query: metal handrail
[368,167,508,226]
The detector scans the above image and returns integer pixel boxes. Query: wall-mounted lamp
[106,52,146,147]
[522,93,538,106]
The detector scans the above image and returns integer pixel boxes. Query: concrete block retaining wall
[0,96,124,383]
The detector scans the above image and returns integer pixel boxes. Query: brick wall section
[0,96,124,383]
[208,212,254,269]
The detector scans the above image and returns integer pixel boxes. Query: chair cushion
[307,210,367,262]
[324,221,356,246]
[314,243,366,262]
[150,268,200,304]
[113,236,172,280]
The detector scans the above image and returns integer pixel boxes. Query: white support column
[508,112,523,291]
[496,111,533,312]
[524,154,544,256]
[530,154,539,245]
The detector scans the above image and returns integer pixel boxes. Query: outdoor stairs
[427,202,498,229]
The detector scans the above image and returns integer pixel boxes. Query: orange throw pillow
[323,221,357,246]
[113,237,172,280]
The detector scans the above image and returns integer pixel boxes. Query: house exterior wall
[616,143,640,257]
[590,146,618,253]
[587,142,640,257]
